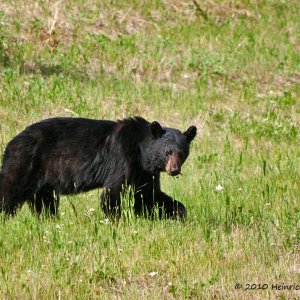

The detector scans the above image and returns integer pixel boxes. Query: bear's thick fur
[0,117,196,219]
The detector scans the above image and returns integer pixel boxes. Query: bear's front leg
[100,186,122,218]
[154,192,186,220]
[136,190,186,220]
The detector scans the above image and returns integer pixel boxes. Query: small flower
[269,90,275,96]
[257,93,265,99]
[215,184,224,192]
[118,248,123,253]
[88,208,95,213]
[149,271,158,277]
[100,219,110,224]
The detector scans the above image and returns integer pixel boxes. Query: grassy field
[0,0,299,299]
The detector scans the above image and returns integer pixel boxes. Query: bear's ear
[151,121,163,138]
[183,126,197,143]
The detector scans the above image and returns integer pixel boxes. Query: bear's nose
[169,167,181,176]
[165,154,182,176]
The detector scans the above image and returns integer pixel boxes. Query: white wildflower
[55,224,62,230]
[257,93,265,99]
[215,184,224,192]
[149,272,158,277]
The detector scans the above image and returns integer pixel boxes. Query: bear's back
[2,118,117,166]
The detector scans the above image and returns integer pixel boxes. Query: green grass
[0,0,299,299]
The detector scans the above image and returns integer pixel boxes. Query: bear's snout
[165,154,181,176]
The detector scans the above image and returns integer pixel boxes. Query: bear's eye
[166,150,173,156]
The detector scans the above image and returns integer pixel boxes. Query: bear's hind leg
[100,187,122,219]
[0,179,27,217]
[0,152,36,217]
[29,187,59,217]
[0,195,24,217]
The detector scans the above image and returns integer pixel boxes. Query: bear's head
[139,121,197,176]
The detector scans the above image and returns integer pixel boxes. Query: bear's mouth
[167,169,181,176]
[165,154,181,176]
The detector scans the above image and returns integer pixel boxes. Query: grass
[0,0,299,299]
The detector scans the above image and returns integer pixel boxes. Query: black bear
[0,117,196,219]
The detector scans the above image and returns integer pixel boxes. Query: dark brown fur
[0,117,196,219]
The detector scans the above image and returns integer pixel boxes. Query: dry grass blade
[192,0,209,20]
